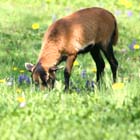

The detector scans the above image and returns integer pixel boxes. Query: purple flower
[127,10,133,17]
[85,80,90,88]
[81,69,86,78]
[128,39,136,50]
[18,74,30,84]
[85,80,95,89]
[91,81,94,88]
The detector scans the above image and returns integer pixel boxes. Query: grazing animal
[25,7,118,90]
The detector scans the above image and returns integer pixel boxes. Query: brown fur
[25,7,119,90]
[39,7,118,64]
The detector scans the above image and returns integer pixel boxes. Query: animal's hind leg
[101,44,118,83]
[90,45,105,82]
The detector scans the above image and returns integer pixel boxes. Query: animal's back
[43,7,118,53]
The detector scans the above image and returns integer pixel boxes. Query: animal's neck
[38,45,61,69]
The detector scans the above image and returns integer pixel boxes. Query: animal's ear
[49,66,64,72]
[25,63,35,72]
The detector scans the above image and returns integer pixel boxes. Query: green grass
[0,0,140,140]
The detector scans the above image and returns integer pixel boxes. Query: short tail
[112,20,118,46]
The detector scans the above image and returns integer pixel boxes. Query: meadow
[0,0,140,140]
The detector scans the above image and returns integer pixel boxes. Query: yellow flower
[112,82,124,90]
[17,96,25,103]
[73,60,79,66]
[13,67,18,71]
[125,1,132,8]
[92,68,97,73]
[32,23,40,30]
[123,77,129,82]
[119,0,132,8]
[19,70,25,73]
[16,88,22,94]
[133,44,140,50]
[0,79,6,83]
[46,0,51,3]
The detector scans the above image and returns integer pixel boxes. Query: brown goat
[25,7,118,90]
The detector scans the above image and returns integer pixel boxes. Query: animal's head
[25,62,59,89]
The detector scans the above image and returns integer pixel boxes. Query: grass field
[0,0,140,140]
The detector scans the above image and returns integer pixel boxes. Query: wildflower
[19,102,26,108]
[6,77,14,86]
[85,80,95,89]
[91,80,94,88]
[85,80,90,88]
[0,79,6,83]
[119,0,132,8]
[123,77,129,82]
[19,70,25,73]
[92,68,97,73]
[17,96,26,108]
[133,44,140,50]
[73,60,79,66]
[81,69,86,78]
[16,88,22,93]
[128,39,136,50]
[17,96,25,103]
[127,10,133,17]
[13,67,18,71]
[125,1,132,8]
[112,82,124,90]
[46,0,51,3]
[18,74,30,84]
[32,23,40,30]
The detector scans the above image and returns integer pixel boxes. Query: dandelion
[133,44,140,50]
[13,67,18,71]
[17,96,26,108]
[32,23,40,30]
[92,68,97,73]
[46,0,51,3]
[125,1,132,8]
[19,70,25,73]
[112,82,124,90]
[0,79,6,83]
[16,88,22,93]
[17,96,25,103]
[119,0,132,8]
[73,60,79,66]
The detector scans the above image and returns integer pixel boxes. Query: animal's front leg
[64,54,77,91]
